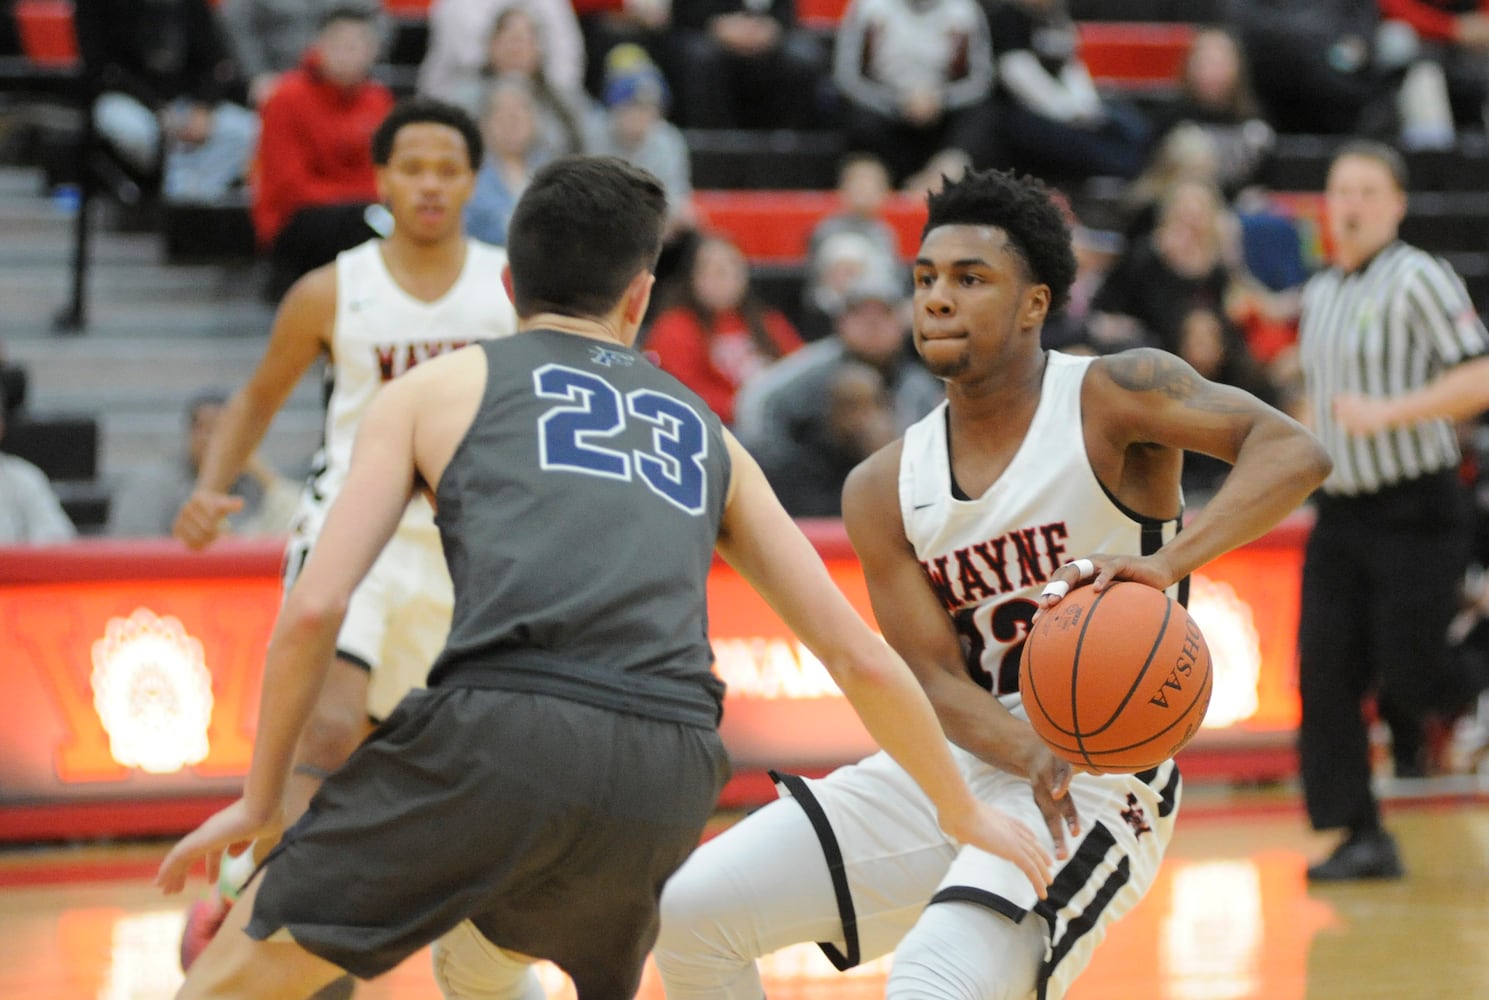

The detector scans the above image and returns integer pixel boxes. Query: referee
[1298,139,1489,881]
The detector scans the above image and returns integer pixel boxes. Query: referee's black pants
[1297,470,1472,832]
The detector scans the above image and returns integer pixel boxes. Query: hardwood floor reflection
[2,799,1486,999]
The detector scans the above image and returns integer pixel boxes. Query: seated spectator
[109,391,298,539]
[672,0,826,129]
[572,0,676,100]
[0,379,75,545]
[584,44,695,239]
[1150,26,1275,196]
[1118,122,1225,244]
[735,274,943,516]
[464,76,549,246]
[75,0,258,206]
[218,0,383,107]
[418,0,585,103]
[1041,222,1128,355]
[985,0,1153,183]
[642,233,803,426]
[1379,0,1489,133]
[252,6,394,301]
[802,152,904,340]
[1238,0,1446,139]
[445,5,592,160]
[832,0,999,187]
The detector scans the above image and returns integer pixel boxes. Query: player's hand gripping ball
[1020,581,1212,773]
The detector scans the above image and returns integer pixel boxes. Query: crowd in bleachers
[1,0,1488,516]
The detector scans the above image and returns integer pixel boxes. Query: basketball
[1019,581,1212,774]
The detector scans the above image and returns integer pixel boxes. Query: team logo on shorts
[588,345,635,367]
[90,608,215,774]
[1121,793,1152,838]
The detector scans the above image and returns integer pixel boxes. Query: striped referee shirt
[1299,240,1489,496]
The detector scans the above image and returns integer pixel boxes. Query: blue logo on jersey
[589,345,635,368]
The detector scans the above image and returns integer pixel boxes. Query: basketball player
[654,167,1332,1000]
[169,97,516,979]
[155,155,1052,1000]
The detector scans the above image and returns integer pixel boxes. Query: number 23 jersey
[898,351,1184,711]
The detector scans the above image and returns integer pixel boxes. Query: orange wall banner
[0,516,1311,831]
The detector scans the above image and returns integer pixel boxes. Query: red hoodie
[251,53,395,246]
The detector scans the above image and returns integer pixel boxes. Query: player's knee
[431,923,545,1000]
[886,903,1041,1000]
[296,702,368,775]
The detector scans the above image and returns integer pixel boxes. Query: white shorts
[781,744,1179,999]
[282,502,453,721]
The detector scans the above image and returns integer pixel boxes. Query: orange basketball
[1018,581,1212,774]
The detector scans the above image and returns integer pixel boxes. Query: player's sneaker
[179,893,232,971]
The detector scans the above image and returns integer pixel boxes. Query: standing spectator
[1150,26,1275,195]
[74,0,258,205]
[0,379,75,545]
[985,0,1153,183]
[735,273,942,516]
[584,44,695,238]
[218,0,382,107]
[109,391,298,539]
[417,0,585,101]
[443,5,592,160]
[1297,140,1489,880]
[464,77,550,246]
[643,233,803,425]
[672,0,826,129]
[253,6,394,302]
[832,0,999,187]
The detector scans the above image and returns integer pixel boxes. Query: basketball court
[3,780,1486,1000]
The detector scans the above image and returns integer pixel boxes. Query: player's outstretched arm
[1084,348,1332,590]
[841,444,1080,858]
[716,434,1053,895]
[173,268,335,549]
[157,380,420,894]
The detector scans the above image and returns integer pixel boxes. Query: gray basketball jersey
[427,330,732,728]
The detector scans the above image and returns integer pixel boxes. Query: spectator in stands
[1238,0,1455,145]
[1040,222,1129,355]
[584,44,694,238]
[0,378,75,545]
[984,0,1153,183]
[1118,122,1224,244]
[464,77,548,246]
[572,0,676,100]
[1150,27,1275,195]
[253,6,394,302]
[444,5,592,160]
[672,0,826,129]
[218,0,382,107]
[109,390,297,539]
[735,272,942,516]
[832,0,1000,187]
[1379,0,1489,131]
[801,152,904,340]
[417,0,585,103]
[1090,178,1279,408]
[642,233,803,426]
[75,0,258,206]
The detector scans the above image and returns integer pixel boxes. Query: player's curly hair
[923,168,1077,314]
[371,97,484,170]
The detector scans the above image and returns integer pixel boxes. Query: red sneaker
[179,893,232,972]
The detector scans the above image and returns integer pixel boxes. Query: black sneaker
[1306,829,1405,882]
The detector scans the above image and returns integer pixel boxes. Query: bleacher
[7,0,1489,525]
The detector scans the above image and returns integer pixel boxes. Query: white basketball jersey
[308,238,517,535]
[898,352,1184,710]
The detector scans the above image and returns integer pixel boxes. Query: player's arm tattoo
[1103,348,1252,415]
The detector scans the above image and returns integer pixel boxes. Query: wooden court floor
[2,790,1487,1000]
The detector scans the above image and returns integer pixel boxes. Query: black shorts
[245,686,730,992]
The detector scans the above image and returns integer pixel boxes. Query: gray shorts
[246,686,731,992]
